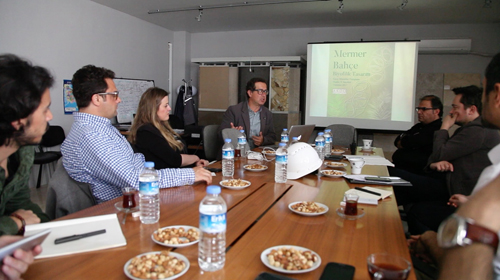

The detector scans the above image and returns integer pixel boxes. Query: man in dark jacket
[392,95,443,175]
[218,77,276,149]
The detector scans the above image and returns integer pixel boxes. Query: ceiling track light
[484,0,492,8]
[148,0,333,14]
[336,0,343,14]
[195,9,203,22]
[397,0,408,10]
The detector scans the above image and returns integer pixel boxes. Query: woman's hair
[129,87,183,151]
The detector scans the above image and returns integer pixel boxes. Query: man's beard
[13,119,49,146]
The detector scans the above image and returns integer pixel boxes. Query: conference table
[24,147,416,280]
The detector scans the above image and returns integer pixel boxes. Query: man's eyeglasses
[96,91,119,99]
[253,89,269,96]
[415,107,435,112]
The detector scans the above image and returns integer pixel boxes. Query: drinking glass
[367,253,411,280]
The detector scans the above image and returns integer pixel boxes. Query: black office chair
[34,125,65,188]
[202,125,220,161]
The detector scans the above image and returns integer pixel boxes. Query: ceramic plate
[331,149,346,154]
[288,202,329,216]
[243,164,269,172]
[151,225,200,248]
[262,150,276,156]
[336,207,366,220]
[124,251,189,280]
[219,179,251,189]
[261,245,321,274]
[325,162,347,168]
[320,170,346,178]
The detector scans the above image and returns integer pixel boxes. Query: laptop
[288,124,315,143]
[260,124,316,148]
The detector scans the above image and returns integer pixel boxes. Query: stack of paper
[24,214,126,259]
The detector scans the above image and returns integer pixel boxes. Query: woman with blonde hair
[129,87,208,169]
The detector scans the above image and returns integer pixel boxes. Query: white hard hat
[287,142,322,180]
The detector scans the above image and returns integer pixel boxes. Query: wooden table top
[24,147,415,280]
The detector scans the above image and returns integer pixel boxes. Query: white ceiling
[90,0,500,33]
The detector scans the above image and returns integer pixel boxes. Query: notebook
[344,187,393,205]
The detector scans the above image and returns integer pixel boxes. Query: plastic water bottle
[315,132,326,160]
[291,136,299,145]
[280,128,289,146]
[275,142,288,183]
[222,138,234,177]
[238,130,247,158]
[199,185,227,271]
[324,129,333,156]
[139,161,159,224]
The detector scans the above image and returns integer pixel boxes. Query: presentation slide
[305,41,418,131]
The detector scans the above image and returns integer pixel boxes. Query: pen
[208,160,217,165]
[355,187,381,196]
[54,229,106,245]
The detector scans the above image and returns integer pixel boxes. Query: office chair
[202,125,220,161]
[326,124,357,147]
[33,125,65,188]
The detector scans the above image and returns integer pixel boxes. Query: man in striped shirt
[62,65,212,203]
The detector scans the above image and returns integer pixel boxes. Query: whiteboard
[114,78,154,123]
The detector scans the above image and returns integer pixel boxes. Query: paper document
[24,214,126,259]
[344,155,395,167]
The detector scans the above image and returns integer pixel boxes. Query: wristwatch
[437,214,499,252]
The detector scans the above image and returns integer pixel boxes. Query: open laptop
[288,124,315,143]
[260,124,316,148]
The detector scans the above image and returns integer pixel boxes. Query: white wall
[190,23,500,86]
[0,0,174,134]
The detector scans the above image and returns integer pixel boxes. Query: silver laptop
[288,124,315,143]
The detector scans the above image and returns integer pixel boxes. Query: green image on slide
[327,44,395,120]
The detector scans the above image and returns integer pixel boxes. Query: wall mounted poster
[63,80,78,114]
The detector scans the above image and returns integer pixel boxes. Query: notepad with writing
[345,187,393,205]
[24,214,126,259]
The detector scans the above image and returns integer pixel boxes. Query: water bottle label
[200,213,226,233]
[238,137,246,145]
[276,154,287,164]
[281,135,289,142]
[139,181,159,195]
[316,140,325,147]
[325,136,332,143]
[222,149,234,159]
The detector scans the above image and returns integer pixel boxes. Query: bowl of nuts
[261,245,321,274]
[243,164,268,172]
[124,251,189,280]
[219,179,251,189]
[151,226,200,248]
[288,201,329,216]
[320,170,346,178]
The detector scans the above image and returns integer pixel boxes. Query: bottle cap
[292,137,299,140]
[279,142,287,147]
[318,132,324,136]
[240,130,245,133]
[207,185,221,194]
[144,161,155,168]
[283,128,288,131]
[325,129,331,132]
[224,138,231,143]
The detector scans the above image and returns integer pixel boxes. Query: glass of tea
[344,193,359,216]
[122,187,137,209]
[367,253,411,280]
